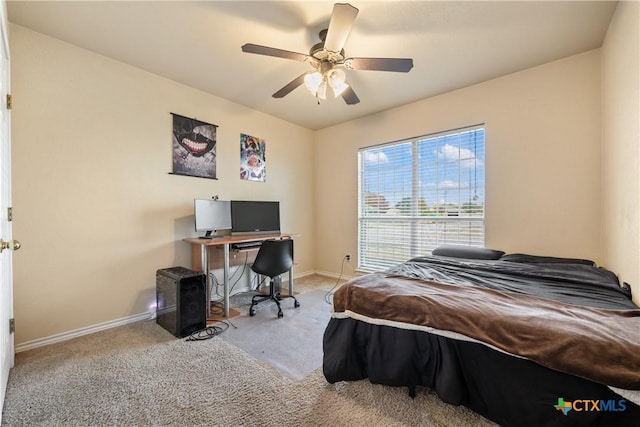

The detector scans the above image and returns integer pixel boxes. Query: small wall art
[240,133,266,182]
[171,113,217,179]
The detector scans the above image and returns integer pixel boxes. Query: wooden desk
[183,233,296,317]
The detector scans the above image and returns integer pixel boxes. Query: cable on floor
[324,256,347,305]
[208,300,238,329]
[185,320,231,341]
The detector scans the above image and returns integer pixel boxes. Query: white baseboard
[15,270,328,353]
[314,269,356,281]
[288,269,316,281]
[15,312,151,353]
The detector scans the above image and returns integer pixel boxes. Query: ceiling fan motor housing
[309,30,346,69]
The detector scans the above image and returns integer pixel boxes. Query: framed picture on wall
[240,133,266,182]
[171,113,218,179]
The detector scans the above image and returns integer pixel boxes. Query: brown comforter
[332,272,640,390]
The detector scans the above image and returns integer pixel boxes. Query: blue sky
[361,129,485,210]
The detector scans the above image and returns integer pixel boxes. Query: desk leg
[200,245,210,317]
[288,265,294,296]
[223,243,230,318]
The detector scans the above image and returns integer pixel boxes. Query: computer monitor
[231,200,280,235]
[194,199,232,239]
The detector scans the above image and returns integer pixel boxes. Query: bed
[322,247,640,426]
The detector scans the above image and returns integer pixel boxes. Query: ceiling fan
[241,2,414,105]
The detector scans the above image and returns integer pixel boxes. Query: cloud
[437,180,463,190]
[436,144,483,168]
[364,151,389,164]
[421,180,470,190]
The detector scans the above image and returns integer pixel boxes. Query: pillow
[499,253,596,266]
[431,245,505,260]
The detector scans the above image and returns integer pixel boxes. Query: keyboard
[231,241,262,250]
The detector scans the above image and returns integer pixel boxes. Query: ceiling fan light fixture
[304,71,323,93]
[328,68,346,85]
[327,68,348,97]
[331,81,349,97]
[317,81,328,100]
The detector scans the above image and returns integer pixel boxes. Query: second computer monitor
[230,200,280,235]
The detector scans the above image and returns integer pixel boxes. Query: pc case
[156,267,206,338]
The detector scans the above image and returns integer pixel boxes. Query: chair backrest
[251,239,293,278]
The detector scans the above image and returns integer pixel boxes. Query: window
[358,126,485,271]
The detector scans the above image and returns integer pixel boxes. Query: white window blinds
[358,126,485,271]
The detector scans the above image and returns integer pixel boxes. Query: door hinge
[9,318,14,334]
[7,207,12,222]
[6,94,11,110]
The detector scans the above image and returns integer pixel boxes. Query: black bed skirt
[323,317,639,427]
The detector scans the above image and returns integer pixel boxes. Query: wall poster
[240,133,266,182]
[171,113,217,179]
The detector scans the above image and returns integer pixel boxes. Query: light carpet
[2,292,496,426]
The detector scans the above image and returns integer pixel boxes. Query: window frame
[357,125,486,272]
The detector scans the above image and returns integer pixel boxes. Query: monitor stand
[200,230,225,239]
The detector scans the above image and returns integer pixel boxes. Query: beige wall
[314,50,603,275]
[10,7,639,346]
[10,24,315,345]
[601,1,640,305]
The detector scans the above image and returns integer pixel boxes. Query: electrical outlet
[345,254,351,261]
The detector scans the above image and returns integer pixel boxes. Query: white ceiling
[7,1,617,130]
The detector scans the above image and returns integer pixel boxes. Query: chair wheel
[249,308,256,317]
[294,300,300,308]
[277,310,284,318]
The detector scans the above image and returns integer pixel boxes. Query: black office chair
[249,238,300,318]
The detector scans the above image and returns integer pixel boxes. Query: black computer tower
[156,267,206,338]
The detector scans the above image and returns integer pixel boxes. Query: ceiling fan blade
[241,43,308,62]
[345,57,414,72]
[272,73,307,98]
[324,3,359,53]
[341,85,360,105]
